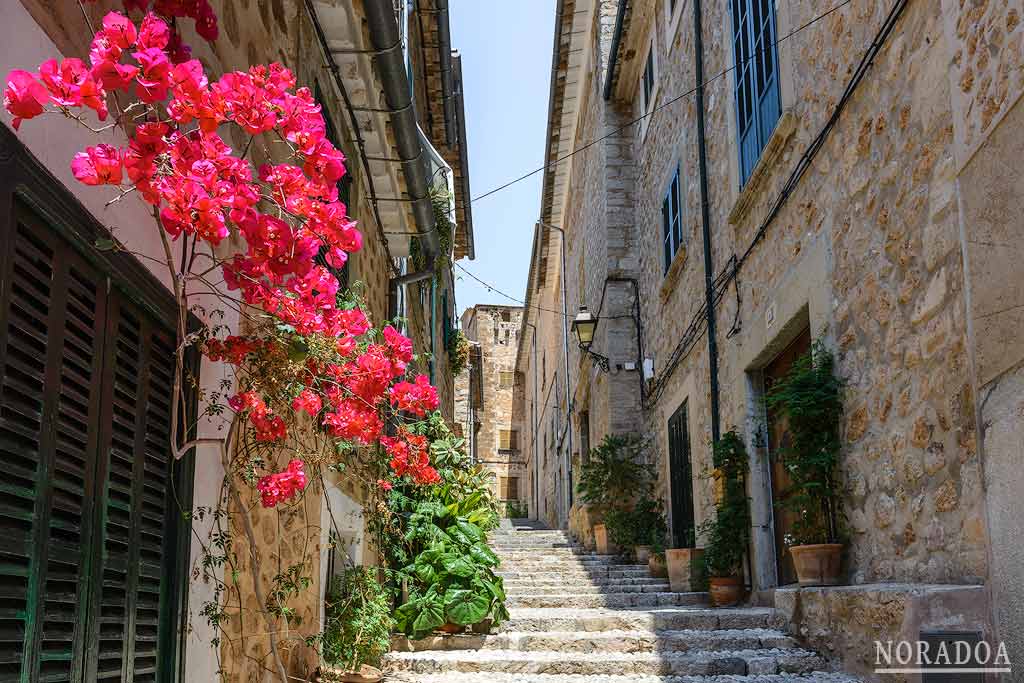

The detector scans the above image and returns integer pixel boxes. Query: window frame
[729,0,782,186]
[661,164,684,274]
[638,36,659,140]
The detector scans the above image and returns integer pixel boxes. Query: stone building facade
[516,0,1024,674]
[1,1,472,681]
[456,305,528,515]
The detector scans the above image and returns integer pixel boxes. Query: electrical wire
[469,0,854,205]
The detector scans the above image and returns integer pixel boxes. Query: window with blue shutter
[641,43,656,113]
[731,0,781,185]
[662,165,683,273]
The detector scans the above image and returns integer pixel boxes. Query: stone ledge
[658,245,688,303]
[727,109,799,227]
[774,583,994,683]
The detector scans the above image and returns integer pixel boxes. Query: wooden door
[763,328,811,586]
[667,402,695,549]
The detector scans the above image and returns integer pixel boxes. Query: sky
[448,0,556,319]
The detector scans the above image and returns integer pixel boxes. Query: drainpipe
[363,0,442,305]
[603,0,629,101]
[693,0,721,444]
[434,0,456,147]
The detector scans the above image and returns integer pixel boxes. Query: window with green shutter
[0,128,193,683]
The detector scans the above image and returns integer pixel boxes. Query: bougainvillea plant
[85,0,219,63]
[5,9,446,680]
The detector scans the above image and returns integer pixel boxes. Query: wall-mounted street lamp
[570,307,610,372]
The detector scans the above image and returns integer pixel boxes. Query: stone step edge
[390,628,797,651]
[386,673,860,683]
[386,645,823,663]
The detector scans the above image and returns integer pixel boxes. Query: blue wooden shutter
[732,0,781,184]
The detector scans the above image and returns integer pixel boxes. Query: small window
[499,477,519,500]
[662,165,683,273]
[641,42,656,113]
[499,371,514,388]
[499,429,519,451]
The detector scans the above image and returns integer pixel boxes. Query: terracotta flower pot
[708,576,743,607]
[594,524,617,555]
[648,553,668,578]
[789,543,843,586]
[665,548,705,592]
[634,545,651,563]
[435,621,466,635]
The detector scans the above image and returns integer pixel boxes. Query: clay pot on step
[708,576,743,607]
[594,524,617,555]
[435,622,466,635]
[634,545,651,563]
[789,543,843,586]
[648,553,668,578]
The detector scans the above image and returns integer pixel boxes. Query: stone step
[501,576,668,587]
[496,568,652,580]
[392,627,799,654]
[502,582,672,595]
[496,607,778,633]
[388,672,861,683]
[507,592,707,609]
[495,552,623,562]
[386,646,825,676]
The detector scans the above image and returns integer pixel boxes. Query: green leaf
[454,519,483,543]
[441,554,475,578]
[411,595,445,637]
[443,588,490,626]
[468,543,498,567]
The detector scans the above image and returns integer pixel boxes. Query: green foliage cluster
[765,340,845,545]
[576,435,653,512]
[369,414,506,639]
[700,430,751,578]
[447,328,471,377]
[317,567,394,672]
[577,435,668,552]
[391,500,508,639]
[502,499,529,519]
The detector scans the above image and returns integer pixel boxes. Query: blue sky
[449,0,556,317]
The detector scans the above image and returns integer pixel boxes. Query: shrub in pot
[648,540,668,578]
[765,340,845,586]
[699,431,751,607]
[316,567,394,682]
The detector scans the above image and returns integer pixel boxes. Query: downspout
[524,322,541,521]
[363,0,442,307]
[435,0,456,147]
[693,0,721,443]
[603,0,629,101]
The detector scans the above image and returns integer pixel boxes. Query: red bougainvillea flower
[292,388,322,416]
[38,58,108,120]
[383,325,414,364]
[3,70,48,129]
[381,430,440,485]
[377,479,393,491]
[389,375,440,417]
[71,144,123,186]
[257,459,307,508]
[322,399,383,445]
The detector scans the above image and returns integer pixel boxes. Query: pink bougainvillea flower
[4,70,48,129]
[381,429,440,485]
[138,13,170,50]
[292,388,323,416]
[383,325,414,364]
[389,374,440,417]
[133,47,171,103]
[257,459,307,508]
[101,11,138,50]
[38,58,108,120]
[71,144,123,186]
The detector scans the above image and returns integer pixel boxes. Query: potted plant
[316,567,394,683]
[392,501,509,639]
[648,539,668,578]
[577,436,653,551]
[699,430,751,607]
[765,340,845,586]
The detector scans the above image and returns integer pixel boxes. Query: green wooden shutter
[0,195,190,683]
[0,209,107,683]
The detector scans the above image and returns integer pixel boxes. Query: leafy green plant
[700,430,751,578]
[448,328,471,377]
[764,340,844,545]
[576,435,653,512]
[392,501,508,639]
[503,499,529,519]
[605,494,667,549]
[318,567,394,672]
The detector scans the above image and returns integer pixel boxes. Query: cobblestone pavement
[386,526,860,682]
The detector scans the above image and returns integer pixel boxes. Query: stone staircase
[388,526,859,682]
